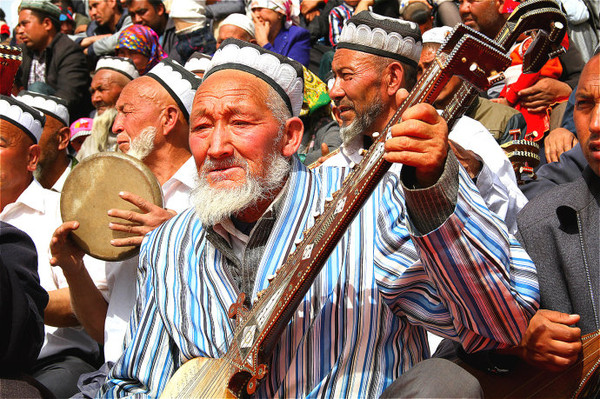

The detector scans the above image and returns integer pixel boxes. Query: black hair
[28,8,60,32]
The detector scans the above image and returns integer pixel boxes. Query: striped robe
[101,155,539,398]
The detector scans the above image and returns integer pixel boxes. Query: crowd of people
[0,0,599,398]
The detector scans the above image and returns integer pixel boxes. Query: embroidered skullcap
[250,0,300,28]
[19,0,61,22]
[17,91,69,126]
[184,52,212,74]
[70,117,93,141]
[116,25,167,75]
[146,58,202,121]
[204,38,304,117]
[337,11,422,68]
[422,26,453,45]
[95,56,139,81]
[0,95,45,144]
[219,13,255,39]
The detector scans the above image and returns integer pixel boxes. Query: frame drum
[61,152,163,261]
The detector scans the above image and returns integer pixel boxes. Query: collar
[163,156,197,191]
[2,179,47,216]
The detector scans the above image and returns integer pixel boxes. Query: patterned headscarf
[116,25,167,75]
[250,0,300,28]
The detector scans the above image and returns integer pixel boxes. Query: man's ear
[27,144,41,172]
[161,105,180,135]
[495,0,505,14]
[386,62,405,97]
[57,126,71,151]
[281,117,304,157]
[43,17,53,33]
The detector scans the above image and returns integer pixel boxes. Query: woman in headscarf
[116,25,167,75]
[251,0,311,66]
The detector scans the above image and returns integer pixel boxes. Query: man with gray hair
[100,39,538,398]
[77,56,139,161]
[324,11,527,234]
[50,59,201,397]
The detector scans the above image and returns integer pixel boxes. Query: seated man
[17,91,73,191]
[77,56,139,161]
[0,95,107,398]
[127,0,181,62]
[509,51,600,372]
[323,12,526,233]
[15,0,92,119]
[79,0,132,58]
[50,59,201,397]
[100,39,538,398]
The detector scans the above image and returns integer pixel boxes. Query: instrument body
[0,44,22,96]
[60,152,163,261]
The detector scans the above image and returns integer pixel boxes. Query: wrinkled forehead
[194,69,270,106]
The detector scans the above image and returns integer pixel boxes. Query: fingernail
[119,191,125,196]
[110,240,115,245]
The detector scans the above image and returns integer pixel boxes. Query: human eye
[576,97,593,110]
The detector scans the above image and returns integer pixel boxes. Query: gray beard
[191,153,291,227]
[127,126,156,161]
[339,101,384,146]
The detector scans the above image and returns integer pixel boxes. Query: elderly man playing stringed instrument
[100,38,539,398]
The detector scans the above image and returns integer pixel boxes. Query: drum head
[61,152,163,261]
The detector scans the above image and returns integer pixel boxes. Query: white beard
[91,107,118,152]
[127,126,156,161]
[191,153,290,227]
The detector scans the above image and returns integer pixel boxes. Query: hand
[384,89,449,187]
[300,0,322,15]
[491,97,510,106]
[516,309,582,372]
[50,221,86,275]
[355,0,375,13]
[517,78,572,113]
[252,15,271,47]
[448,140,483,179]
[80,34,110,48]
[544,127,578,163]
[304,9,320,22]
[107,191,177,247]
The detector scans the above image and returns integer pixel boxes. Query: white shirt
[322,115,527,234]
[50,158,75,193]
[103,156,197,362]
[0,179,108,359]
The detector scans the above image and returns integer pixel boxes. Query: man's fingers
[110,236,144,247]
[540,309,580,326]
[394,88,409,107]
[108,222,149,236]
[400,103,441,127]
[321,143,330,156]
[118,191,156,212]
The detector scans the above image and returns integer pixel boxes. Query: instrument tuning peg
[548,47,566,59]
[256,289,267,299]
[487,72,505,86]
[267,274,276,282]
[372,132,380,139]
[349,162,356,169]
[359,148,368,156]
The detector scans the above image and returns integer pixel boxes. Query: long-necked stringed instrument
[161,26,512,399]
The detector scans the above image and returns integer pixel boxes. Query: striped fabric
[329,3,354,46]
[100,155,539,398]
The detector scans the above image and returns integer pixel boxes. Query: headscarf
[301,67,330,116]
[116,25,167,74]
[250,0,300,28]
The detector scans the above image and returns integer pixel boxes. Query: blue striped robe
[101,156,539,398]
